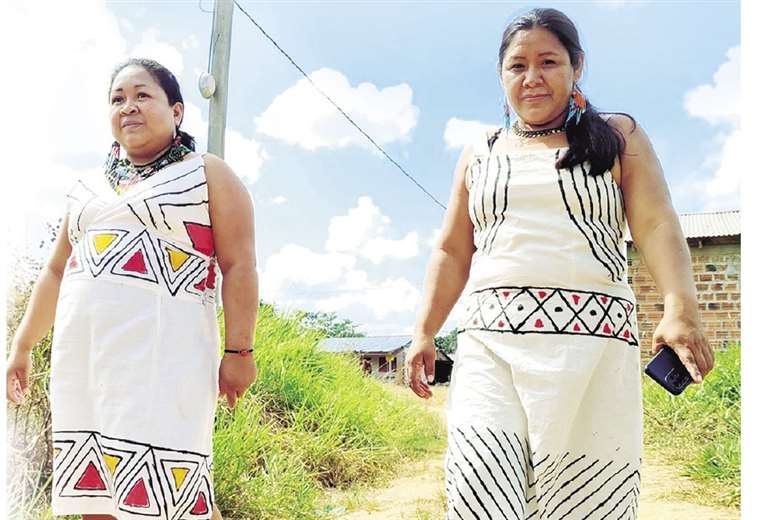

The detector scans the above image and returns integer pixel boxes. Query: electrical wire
[232,0,447,211]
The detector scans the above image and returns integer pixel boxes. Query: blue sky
[8,0,741,335]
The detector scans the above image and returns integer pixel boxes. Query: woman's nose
[120,100,138,114]
[523,66,543,87]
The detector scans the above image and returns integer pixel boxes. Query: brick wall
[626,236,740,357]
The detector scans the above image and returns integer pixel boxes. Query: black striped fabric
[445,426,640,520]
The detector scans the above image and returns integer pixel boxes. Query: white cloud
[683,46,741,210]
[684,46,739,127]
[427,228,442,249]
[260,197,422,321]
[182,102,268,184]
[130,28,185,75]
[182,34,200,50]
[444,117,499,150]
[315,277,420,320]
[261,244,356,293]
[255,68,419,151]
[325,196,419,263]
[271,195,288,205]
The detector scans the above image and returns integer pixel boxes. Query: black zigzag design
[459,286,638,347]
[52,430,214,520]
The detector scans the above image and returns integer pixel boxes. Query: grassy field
[642,343,740,508]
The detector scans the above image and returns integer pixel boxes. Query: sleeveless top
[63,154,217,305]
[460,131,638,346]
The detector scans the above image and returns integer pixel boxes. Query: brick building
[626,210,740,355]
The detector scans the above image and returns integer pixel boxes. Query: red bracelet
[224,348,254,356]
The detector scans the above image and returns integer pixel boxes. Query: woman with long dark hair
[407,8,713,519]
[6,58,258,520]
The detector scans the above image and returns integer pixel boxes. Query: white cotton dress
[51,154,220,519]
[445,131,643,520]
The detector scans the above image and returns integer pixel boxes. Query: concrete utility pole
[206,0,234,158]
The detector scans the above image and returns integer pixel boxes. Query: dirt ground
[325,385,738,520]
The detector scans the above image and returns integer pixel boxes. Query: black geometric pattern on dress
[153,237,207,297]
[467,149,512,256]
[458,286,638,347]
[556,152,626,282]
[53,430,214,520]
[125,165,207,233]
[82,228,130,277]
[469,156,487,242]
[481,155,511,255]
[445,427,640,520]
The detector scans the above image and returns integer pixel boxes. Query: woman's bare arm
[407,144,476,398]
[7,215,72,402]
[204,153,259,408]
[611,115,714,382]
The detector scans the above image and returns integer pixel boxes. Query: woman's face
[109,65,183,159]
[500,27,581,129]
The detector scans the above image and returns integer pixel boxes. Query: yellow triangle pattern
[93,234,118,255]
[171,467,190,491]
[53,447,61,459]
[103,453,123,476]
[166,248,190,272]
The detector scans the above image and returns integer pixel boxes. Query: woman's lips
[523,94,550,103]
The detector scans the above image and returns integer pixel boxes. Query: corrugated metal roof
[625,210,740,241]
[318,335,413,354]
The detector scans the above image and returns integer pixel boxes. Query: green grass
[214,304,445,519]
[643,343,740,508]
[6,295,445,520]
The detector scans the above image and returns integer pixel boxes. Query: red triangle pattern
[124,478,150,508]
[74,461,107,491]
[190,491,209,515]
[122,250,148,274]
[185,222,214,256]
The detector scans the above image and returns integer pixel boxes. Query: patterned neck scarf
[105,141,192,194]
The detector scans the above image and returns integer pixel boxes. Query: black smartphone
[644,345,693,395]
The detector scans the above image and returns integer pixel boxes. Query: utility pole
[206,0,234,158]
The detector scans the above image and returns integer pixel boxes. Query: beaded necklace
[510,120,565,138]
[105,141,192,194]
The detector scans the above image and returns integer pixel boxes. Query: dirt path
[326,385,738,520]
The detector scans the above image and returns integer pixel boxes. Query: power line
[232,1,447,211]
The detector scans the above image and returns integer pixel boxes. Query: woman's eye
[137,92,149,99]
[543,60,556,65]
[111,96,123,105]
[508,64,524,71]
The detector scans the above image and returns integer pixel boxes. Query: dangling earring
[173,127,182,147]
[503,99,511,131]
[564,84,587,128]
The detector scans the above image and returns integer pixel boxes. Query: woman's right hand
[405,336,437,400]
[6,347,32,405]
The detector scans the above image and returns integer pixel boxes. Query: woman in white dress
[407,8,714,520]
[6,59,258,520]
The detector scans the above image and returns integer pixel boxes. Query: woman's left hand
[652,311,714,384]
[218,353,258,408]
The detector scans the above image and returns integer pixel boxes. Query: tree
[434,329,458,355]
[299,311,365,338]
